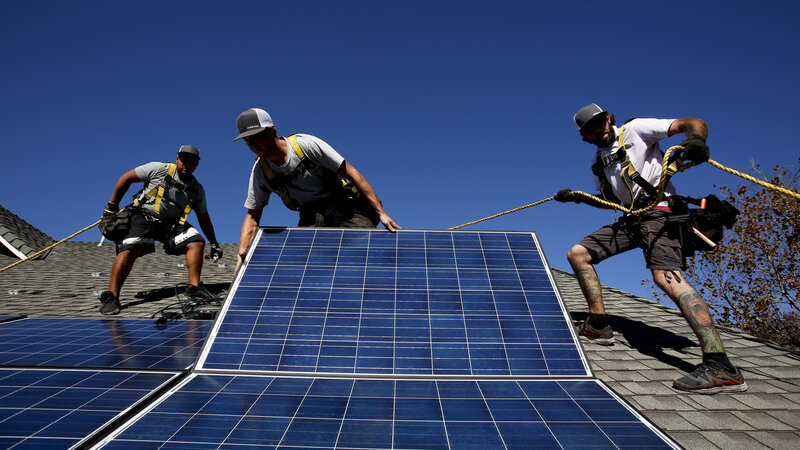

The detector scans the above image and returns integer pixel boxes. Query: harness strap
[132,163,197,224]
[257,134,342,211]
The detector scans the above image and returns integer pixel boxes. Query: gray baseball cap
[177,145,200,159]
[573,103,606,131]
[233,108,275,141]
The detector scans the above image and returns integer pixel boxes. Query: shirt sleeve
[134,162,167,184]
[626,119,674,146]
[244,160,272,210]
[294,134,345,173]
[193,184,208,215]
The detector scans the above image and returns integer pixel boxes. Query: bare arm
[196,212,218,245]
[235,208,262,273]
[109,169,142,205]
[337,160,400,232]
[668,117,708,139]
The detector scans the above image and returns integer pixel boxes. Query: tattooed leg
[575,267,605,314]
[653,270,725,354]
[568,245,604,314]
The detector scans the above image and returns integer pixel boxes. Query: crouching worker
[98,145,222,315]
[232,108,400,273]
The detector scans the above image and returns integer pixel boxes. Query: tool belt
[98,208,134,242]
[667,194,739,260]
[297,183,379,227]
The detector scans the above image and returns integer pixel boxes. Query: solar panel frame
[0,318,211,370]
[194,228,591,378]
[0,316,23,324]
[97,373,679,449]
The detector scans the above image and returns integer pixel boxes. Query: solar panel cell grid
[105,374,672,449]
[0,368,177,448]
[198,229,587,376]
[0,319,211,370]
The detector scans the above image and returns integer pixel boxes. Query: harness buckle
[600,151,619,167]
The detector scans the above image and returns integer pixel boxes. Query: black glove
[207,243,223,262]
[680,134,709,163]
[103,202,119,216]
[554,189,582,204]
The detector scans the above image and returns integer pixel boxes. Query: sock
[587,313,607,329]
[703,352,734,371]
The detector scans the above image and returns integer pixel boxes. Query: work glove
[207,243,223,262]
[103,202,119,216]
[680,134,710,164]
[554,189,582,204]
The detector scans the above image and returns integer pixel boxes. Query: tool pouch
[98,208,133,242]
[669,195,739,258]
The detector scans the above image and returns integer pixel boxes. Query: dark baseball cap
[233,108,275,141]
[177,145,200,159]
[573,103,607,131]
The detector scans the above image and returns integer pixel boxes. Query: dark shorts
[297,194,380,228]
[577,211,683,270]
[118,210,205,256]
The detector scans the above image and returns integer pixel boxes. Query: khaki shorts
[577,211,683,271]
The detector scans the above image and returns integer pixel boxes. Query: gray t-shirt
[244,134,345,210]
[134,162,208,221]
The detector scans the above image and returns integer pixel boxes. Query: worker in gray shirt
[233,108,400,272]
[99,145,221,315]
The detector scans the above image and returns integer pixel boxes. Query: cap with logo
[233,108,275,141]
[177,145,200,159]
[573,103,607,132]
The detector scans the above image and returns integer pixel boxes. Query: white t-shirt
[244,134,345,210]
[134,162,208,221]
[591,119,677,206]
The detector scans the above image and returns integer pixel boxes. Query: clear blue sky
[2,1,798,301]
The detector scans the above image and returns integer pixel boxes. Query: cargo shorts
[577,210,683,271]
[117,209,204,256]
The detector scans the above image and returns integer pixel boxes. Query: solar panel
[0,228,678,448]
[0,368,179,448]
[100,373,675,449]
[197,228,588,376]
[0,318,211,370]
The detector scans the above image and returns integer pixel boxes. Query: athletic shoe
[576,320,615,345]
[673,361,748,394]
[186,284,218,302]
[99,291,121,315]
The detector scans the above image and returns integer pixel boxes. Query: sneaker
[185,284,218,302]
[99,291,121,315]
[673,361,748,394]
[576,320,615,345]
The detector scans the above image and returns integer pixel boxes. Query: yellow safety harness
[257,134,343,211]
[132,163,198,225]
[592,126,682,207]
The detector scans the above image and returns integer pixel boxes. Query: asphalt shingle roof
[0,204,55,260]
[1,238,799,449]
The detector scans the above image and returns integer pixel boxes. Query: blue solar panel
[198,228,588,376]
[0,318,211,370]
[102,374,675,449]
[0,368,178,448]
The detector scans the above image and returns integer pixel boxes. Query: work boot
[673,361,748,394]
[185,284,218,302]
[576,319,615,345]
[99,291,121,315]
